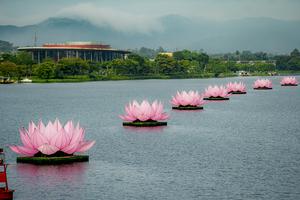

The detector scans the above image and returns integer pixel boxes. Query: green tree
[57,58,89,76]
[287,57,300,70]
[235,63,252,72]
[35,61,56,80]
[173,49,209,72]
[177,60,191,74]
[127,54,152,75]
[275,55,290,70]
[155,54,176,74]
[0,53,17,63]
[177,60,200,74]
[274,49,300,70]
[254,52,268,60]
[206,59,228,77]
[227,61,239,72]
[253,62,275,72]
[16,51,34,76]
[290,48,300,57]
[108,59,140,75]
[173,50,192,61]
[235,50,240,61]
[196,52,209,71]
[0,61,18,77]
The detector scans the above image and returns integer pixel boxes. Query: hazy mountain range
[0,15,299,53]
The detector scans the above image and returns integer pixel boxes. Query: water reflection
[205,100,230,103]
[123,126,166,133]
[16,162,88,184]
[171,109,205,113]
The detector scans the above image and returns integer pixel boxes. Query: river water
[0,76,300,200]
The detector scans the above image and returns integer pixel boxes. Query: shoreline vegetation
[24,71,300,83]
[1,40,300,83]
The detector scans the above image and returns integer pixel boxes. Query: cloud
[1,0,299,28]
[57,3,164,34]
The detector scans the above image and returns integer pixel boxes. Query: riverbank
[4,71,300,83]
[28,73,236,83]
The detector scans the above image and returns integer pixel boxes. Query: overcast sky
[1,0,300,32]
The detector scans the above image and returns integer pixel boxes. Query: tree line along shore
[0,40,300,83]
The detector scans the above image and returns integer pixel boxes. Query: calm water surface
[0,76,300,200]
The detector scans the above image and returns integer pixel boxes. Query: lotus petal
[61,141,80,154]
[9,145,38,156]
[43,121,58,142]
[38,144,59,155]
[37,120,46,134]
[50,128,68,149]
[28,121,36,136]
[31,128,48,149]
[53,118,63,131]
[119,115,136,122]
[19,127,35,149]
[75,141,96,153]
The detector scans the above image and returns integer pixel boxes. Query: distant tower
[34,32,37,47]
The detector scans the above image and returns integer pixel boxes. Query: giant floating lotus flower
[119,100,169,122]
[203,85,230,98]
[280,76,298,86]
[9,119,95,156]
[171,90,205,107]
[253,79,272,89]
[226,82,246,93]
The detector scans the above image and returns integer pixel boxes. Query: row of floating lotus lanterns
[9,119,96,164]
[8,77,298,164]
[253,76,298,89]
[120,76,298,127]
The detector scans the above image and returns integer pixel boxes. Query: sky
[1,0,300,33]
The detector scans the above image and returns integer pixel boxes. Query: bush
[35,62,56,80]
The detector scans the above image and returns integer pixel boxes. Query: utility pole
[34,32,37,47]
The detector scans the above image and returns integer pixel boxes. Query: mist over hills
[0,15,299,53]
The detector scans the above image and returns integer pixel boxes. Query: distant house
[237,71,251,76]
[159,52,173,57]
[236,60,276,65]
[18,41,130,63]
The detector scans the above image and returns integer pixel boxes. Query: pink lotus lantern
[253,79,272,90]
[280,76,298,86]
[171,90,205,110]
[203,85,230,100]
[226,82,247,94]
[9,119,95,164]
[120,100,169,127]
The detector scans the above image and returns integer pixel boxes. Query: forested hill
[0,15,300,53]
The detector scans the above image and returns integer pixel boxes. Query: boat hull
[0,188,14,200]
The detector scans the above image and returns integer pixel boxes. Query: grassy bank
[10,71,300,83]
[276,70,300,75]
[30,72,236,83]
